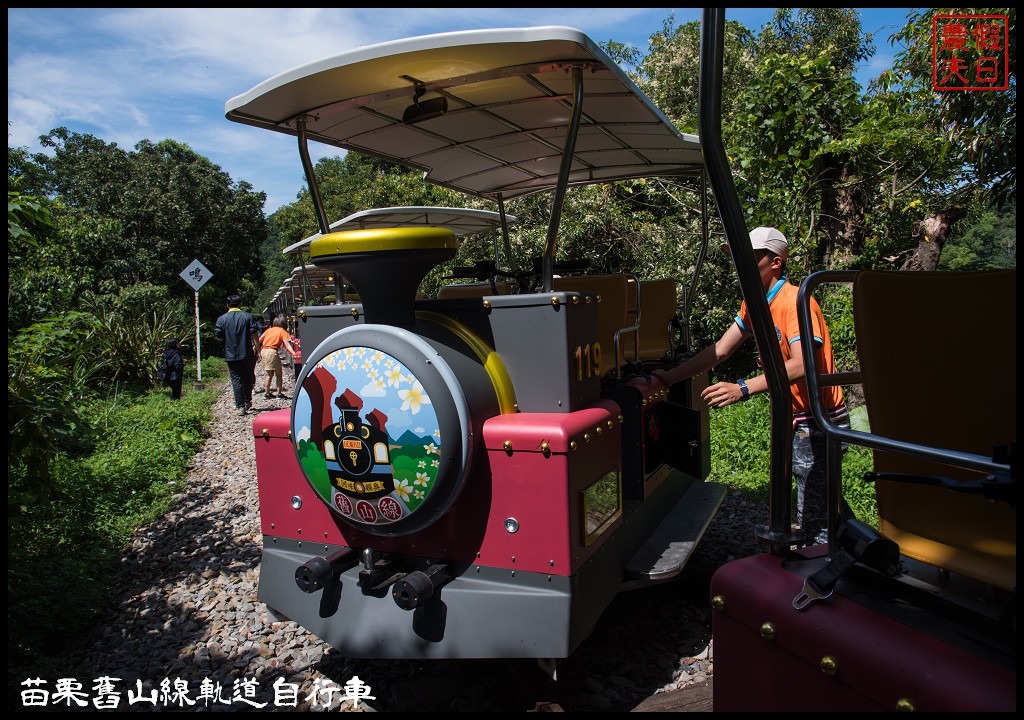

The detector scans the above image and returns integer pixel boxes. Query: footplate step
[624,482,727,582]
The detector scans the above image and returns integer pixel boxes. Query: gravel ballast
[70,370,767,712]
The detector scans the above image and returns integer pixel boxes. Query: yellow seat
[553,274,636,377]
[623,278,679,363]
[854,270,1015,591]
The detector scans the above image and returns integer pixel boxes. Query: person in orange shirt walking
[653,227,849,545]
[258,316,297,398]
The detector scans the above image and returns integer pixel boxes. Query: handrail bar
[798,270,1009,476]
[796,270,1012,552]
[613,274,642,379]
[541,65,585,293]
[701,10,795,550]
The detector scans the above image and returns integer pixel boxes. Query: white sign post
[180,259,213,389]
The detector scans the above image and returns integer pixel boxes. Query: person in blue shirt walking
[214,294,260,414]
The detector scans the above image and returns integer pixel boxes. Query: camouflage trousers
[792,414,852,545]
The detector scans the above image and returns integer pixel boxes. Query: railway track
[62,365,759,714]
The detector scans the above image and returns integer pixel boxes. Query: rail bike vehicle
[269,206,521,319]
[695,10,1016,713]
[227,26,726,662]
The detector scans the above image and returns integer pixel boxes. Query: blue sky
[8,8,913,216]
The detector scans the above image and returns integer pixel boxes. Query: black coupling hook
[295,548,358,593]
[392,563,453,610]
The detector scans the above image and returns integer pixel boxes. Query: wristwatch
[737,378,750,401]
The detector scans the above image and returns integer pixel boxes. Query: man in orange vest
[654,227,850,544]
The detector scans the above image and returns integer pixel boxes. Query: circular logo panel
[292,346,443,527]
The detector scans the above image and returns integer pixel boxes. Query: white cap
[748,226,789,260]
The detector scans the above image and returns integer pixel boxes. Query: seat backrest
[436,281,512,299]
[853,270,1016,590]
[552,274,633,377]
[623,278,679,362]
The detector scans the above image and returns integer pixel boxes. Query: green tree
[261,152,463,311]
[633,15,755,134]
[727,9,877,270]
[939,200,1016,270]
[7,182,53,258]
[755,7,876,73]
[109,137,269,307]
[10,130,270,334]
[869,8,1017,269]
[38,127,133,213]
[7,181,64,332]
[886,8,1016,208]
[8,312,107,520]
[7,147,50,196]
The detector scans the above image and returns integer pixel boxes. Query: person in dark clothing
[215,294,259,414]
[290,332,302,380]
[162,338,186,400]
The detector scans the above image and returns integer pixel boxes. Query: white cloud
[385,406,411,429]
[360,381,386,397]
[9,7,912,216]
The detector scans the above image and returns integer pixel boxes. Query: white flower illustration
[394,479,412,501]
[385,366,404,387]
[399,381,429,414]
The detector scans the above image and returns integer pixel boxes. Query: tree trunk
[817,157,865,268]
[901,209,967,271]
[832,165,865,263]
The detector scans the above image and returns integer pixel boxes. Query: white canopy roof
[282,206,515,255]
[226,26,702,201]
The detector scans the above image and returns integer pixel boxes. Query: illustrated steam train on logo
[296,351,443,526]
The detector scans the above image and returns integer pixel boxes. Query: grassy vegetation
[707,394,877,524]
[8,358,227,692]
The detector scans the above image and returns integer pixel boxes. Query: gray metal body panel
[297,304,364,351]
[258,470,709,659]
[300,292,602,414]
[470,292,601,413]
[260,541,573,659]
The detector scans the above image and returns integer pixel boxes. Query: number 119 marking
[574,342,602,380]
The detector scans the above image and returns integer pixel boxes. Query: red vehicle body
[230,12,1015,708]
[230,26,722,662]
